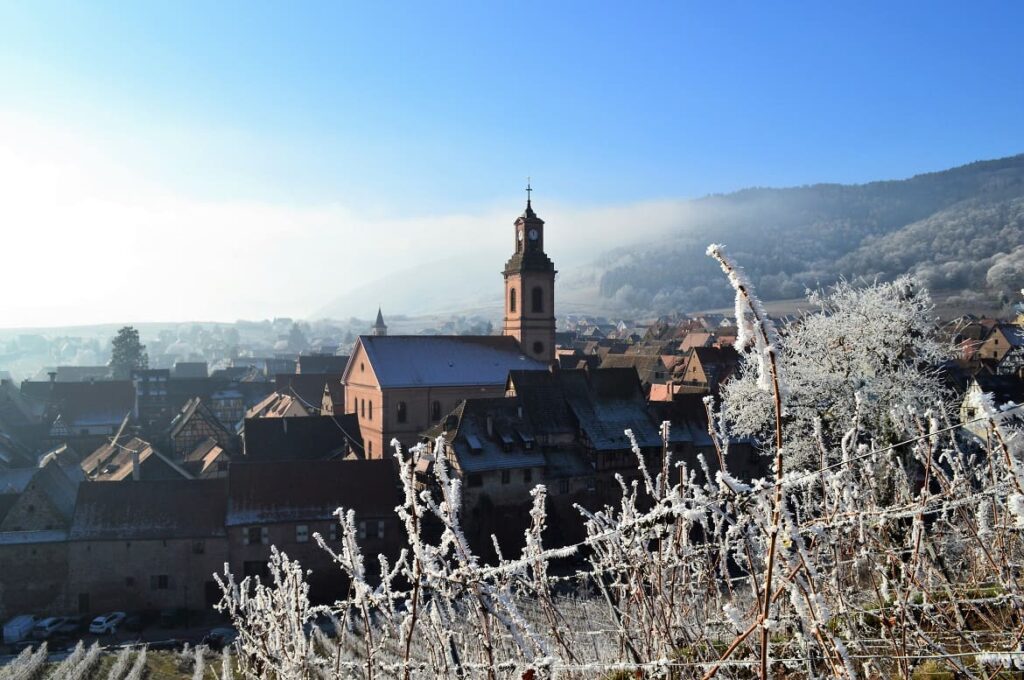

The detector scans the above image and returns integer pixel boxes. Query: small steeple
[523,177,536,218]
[372,307,388,336]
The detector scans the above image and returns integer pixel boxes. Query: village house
[182,437,231,478]
[977,322,1024,375]
[68,479,229,615]
[226,460,402,601]
[505,367,664,505]
[0,461,82,618]
[167,397,237,459]
[20,378,136,454]
[960,374,1024,440]
[242,414,362,461]
[297,353,350,375]
[80,435,191,481]
[674,346,742,395]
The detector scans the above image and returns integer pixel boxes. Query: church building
[342,192,556,458]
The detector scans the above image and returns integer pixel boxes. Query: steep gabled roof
[274,373,342,411]
[23,380,135,427]
[507,368,662,451]
[424,398,545,474]
[70,479,227,540]
[298,354,350,375]
[351,336,546,388]
[168,397,234,441]
[995,324,1024,349]
[80,436,191,481]
[226,460,400,525]
[242,414,362,461]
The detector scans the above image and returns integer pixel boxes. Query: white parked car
[32,617,66,640]
[89,611,126,635]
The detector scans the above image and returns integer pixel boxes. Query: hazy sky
[1,2,1022,327]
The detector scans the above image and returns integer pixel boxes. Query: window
[432,401,441,422]
[329,524,339,541]
[531,286,543,313]
[193,540,205,554]
[296,525,309,543]
[468,474,483,488]
[510,288,517,313]
[151,574,170,590]
[369,441,373,456]
[368,401,373,421]
[533,341,544,355]
[559,480,570,494]
[523,469,532,484]
[245,526,267,545]
[501,470,510,485]
[361,399,365,418]
[358,520,385,540]
[397,401,407,424]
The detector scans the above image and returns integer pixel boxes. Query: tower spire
[372,307,388,336]
[525,177,532,208]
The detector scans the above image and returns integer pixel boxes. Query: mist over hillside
[315,154,1024,321]
[586,154,1024,315]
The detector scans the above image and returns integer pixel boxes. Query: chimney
[48,371,57,383]
[486,416,494,438]
[131,450,141,481]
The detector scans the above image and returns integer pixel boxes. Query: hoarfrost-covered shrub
[722,275,949,469]
[216,245,1024,680]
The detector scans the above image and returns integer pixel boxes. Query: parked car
[158,608,187,628]
[201,627,238,651]
[89,612,126,635]
[56,616,87,636]
[146,638,185,651]
[3,615,36,644]
[124,610,158,632]
[31,617,66,640]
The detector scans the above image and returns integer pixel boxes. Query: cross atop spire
[525,177,532,207]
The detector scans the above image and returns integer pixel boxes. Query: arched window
[368,401,373,420]
[432,400,441,422]
[397,401,407,423]
[510,288,517,313]
[360,399,365,418]
[531,286,543,313]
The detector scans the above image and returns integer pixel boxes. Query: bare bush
[218,245,1024,679]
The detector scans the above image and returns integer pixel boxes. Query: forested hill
[583,154,1024,314]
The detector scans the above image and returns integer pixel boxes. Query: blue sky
[0,2,1021,325]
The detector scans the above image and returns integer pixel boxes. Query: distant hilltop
[316,154,1024,321]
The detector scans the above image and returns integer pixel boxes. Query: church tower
[503,184,556,364]
[371,307,388,336]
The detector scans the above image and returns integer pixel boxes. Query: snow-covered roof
[357,336,547,388]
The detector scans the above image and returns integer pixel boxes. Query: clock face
[528,229,539,241]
